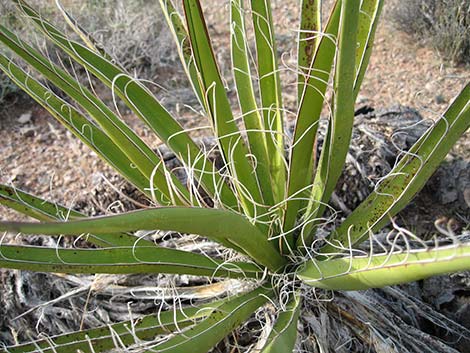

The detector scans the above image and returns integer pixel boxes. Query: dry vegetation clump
[391,0,470,65]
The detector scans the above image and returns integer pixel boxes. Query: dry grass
[391,0,470,65]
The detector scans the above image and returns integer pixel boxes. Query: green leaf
[0,184,84,223]
[231,0,274,207]
[250,0,286,205]
[158,0,205,107]
[259,292,300,353]
[299,0,360,248]
[297,0,321,102]
[283,1,341,248]
[144,286,273,353]
[0,184,150,247]
[0,207,287,271]
[325,83,470,253]
[0,244,261,278]
[3,299,225,353]
[353,0,384,99]
[298,244,470,290]
[183,0,267,229]
[288,0,384,217]
[0,26,189,206]
[13,0,238,209]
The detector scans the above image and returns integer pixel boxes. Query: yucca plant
[0,0,469,352]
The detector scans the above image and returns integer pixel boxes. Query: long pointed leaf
[353,0,384,99]
[0,244,261,279]
[299,0,360,248]
[283,2,341,248]
[183,0,267,228]
[324,83,470,253]
[298,244,470,290]
[231,0,274,207]
[0,184,150,247]
[251,0,286,204]
[259,292,300,353]
[13,0,238,209]
[0,184,82,222]
[3,299,225,353]
[297,0,321,102]
[158,0,205,107]
[287,1,383,244]
[144,286,272,353]
[0,207,287,271]
[54,0,116,65]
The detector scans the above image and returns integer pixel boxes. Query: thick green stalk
[283,2,341,249]
[0,207,287,271]
[0,244,261,278]
[0,184,150,247]
[251,0,287,205]
[297,0,321,102]
[353,0,384,99]
[183,0,268,232]
[231,0,274,207]
[299,244,470,290]
[298,0,360,248]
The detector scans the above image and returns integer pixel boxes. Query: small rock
[19,126,36,137]
[435,94,446,104]
[424,82,434,91]
[18,112,32,124]
[36,132,56,144]
[356,95,369,105]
